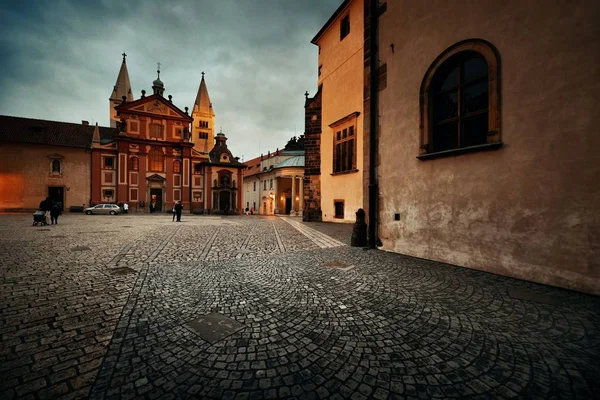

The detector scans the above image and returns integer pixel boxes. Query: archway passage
[219,191,231,214]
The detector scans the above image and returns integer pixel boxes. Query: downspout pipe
[368,0,379,249]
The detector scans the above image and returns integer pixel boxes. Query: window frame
[173,160,182,174]
[340,14,350,41]
[150,123,163,139]
[148,148,164,172]
[334,200,344,219]
[129,156,139,171]
[330,112,359,175]
[419,39,502,160]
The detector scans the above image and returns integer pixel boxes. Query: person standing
[174,201,183,222]
[123,202,129,214]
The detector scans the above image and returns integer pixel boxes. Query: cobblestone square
[1,214,599,399]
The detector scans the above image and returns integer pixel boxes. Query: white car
[84,204,121,215]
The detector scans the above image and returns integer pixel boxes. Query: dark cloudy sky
[0,0,341,160]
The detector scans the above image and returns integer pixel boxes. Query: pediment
[147,173,166,181]
[116,94,191,121]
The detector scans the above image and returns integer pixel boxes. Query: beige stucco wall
[0,143,91,211]
[377,0,600,294]
[318,0,365,222]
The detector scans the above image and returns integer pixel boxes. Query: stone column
[273,177,279,214]
[299,176,304,214]
[291,175,297,214]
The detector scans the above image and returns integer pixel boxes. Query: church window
[175,127,183,137]
[130,188,138,201]
[103,157,114,169]
[150,124,163,138]
[340,14,350,41]
[149,148,164,172]
[269,179,273,190]
[194,163,202,174]
[129,121,139,133]
[263,180,267,190]
[333,125,356,173]
[51,160,61,174]
[253,182,256,192]
[199,132,208,139]
[103,189,114,198]
[419,39,501,159]
[174,175,181,186]
[173,160,182,173]
[129,157,139,171]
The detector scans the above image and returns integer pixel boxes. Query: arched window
[173,160,181,173]
[149,148,164,172]
[51,160,61,174]
[129,157,139,171]
[419,39,501,159]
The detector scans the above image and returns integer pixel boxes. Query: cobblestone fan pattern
[1,214,599,399]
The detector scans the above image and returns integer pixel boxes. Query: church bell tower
[191,72,215,154]
[109,53,134,128]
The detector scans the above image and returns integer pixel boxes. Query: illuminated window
[149,148,164,172]
[173,160,181,173]
[129,157,139,171]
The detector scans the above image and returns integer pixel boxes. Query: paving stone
[0,214,599,399]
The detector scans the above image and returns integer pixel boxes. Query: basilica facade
[0,55,244,214]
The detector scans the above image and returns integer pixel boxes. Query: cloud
[0,0,341,159]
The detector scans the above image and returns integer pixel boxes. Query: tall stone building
[306,0,365,223]
[310,0,600,294]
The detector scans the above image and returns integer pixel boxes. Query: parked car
[84,204,121,215]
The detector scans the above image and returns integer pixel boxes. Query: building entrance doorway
[48,186,64,211]
[219,191,231,214]
[150,189,162,212]
[285,197,292,214]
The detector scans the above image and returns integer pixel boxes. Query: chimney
[82,120,89,126]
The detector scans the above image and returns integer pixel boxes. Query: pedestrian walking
[123,202,129,214]
[174,201,183,222]
[39,196,52,225]
[50,200,60,224]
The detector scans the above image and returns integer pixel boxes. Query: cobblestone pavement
[1,213,599,399]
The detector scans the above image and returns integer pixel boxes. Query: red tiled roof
[0,115,117,148]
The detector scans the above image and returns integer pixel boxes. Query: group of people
[39,197,61,225]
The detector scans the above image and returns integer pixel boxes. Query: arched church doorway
[219,191,231,214]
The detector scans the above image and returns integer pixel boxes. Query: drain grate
[185,313,245,344]
[325,261,355,272]
[71,246,91,252]
[508,288,562,305]
[109,267,137,275]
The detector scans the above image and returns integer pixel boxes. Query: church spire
[193,71,214,116]
[110,53,134,102]
[109,53,134,128]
